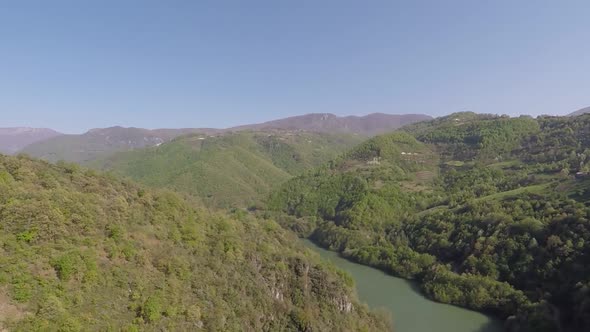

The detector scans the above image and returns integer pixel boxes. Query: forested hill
[0,154,390,331]
[92,131,364,208]
[267,112,590,332]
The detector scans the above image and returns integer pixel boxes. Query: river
[303,240,503,332]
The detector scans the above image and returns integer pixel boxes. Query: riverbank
[303,239,503,332]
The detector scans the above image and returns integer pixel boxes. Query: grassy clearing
[486,160,523,169]
[475,183,552,201]
[445,160,464,167]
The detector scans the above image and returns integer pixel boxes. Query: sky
[1,0,589,133]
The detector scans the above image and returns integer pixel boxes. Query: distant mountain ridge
[18,112,432,163]
[0,127,63,154]
[568,106,590,117]
[231,112,433,136]
[20,126,217,164]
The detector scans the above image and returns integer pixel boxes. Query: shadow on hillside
[476,320,504,332]
[406,282,504,332]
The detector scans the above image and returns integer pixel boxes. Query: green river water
[303,240,503,332]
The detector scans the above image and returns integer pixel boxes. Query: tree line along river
[303,240,503,332]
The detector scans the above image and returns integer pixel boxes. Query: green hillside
[267,113,590,331]
[0,154,390,331]
[93,131,364,208]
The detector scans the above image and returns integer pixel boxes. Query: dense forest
[0,154,391,331]
[6,113,590,331]
[92,131,363,208]
[266,113,590,332]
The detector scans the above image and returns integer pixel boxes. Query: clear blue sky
[1,0,589,133]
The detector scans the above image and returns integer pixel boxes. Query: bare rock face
[0,128,63,154]
[333,295,354,313]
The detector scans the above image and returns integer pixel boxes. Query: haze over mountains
[231,113,433,136]
[0,128,62,154]
[19,127,218,164]
[568,106,590,117]
[15,112,432,163]
[7,109,590,164]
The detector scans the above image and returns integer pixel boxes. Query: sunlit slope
[267,113,590,331]
[0,154,390,331]
[94,131,364,208]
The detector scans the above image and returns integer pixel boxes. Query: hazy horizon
[3,109,580,135]
[2,0,589,133]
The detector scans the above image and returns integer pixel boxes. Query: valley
[0,112,432,331]
[4,112,590,331]
[3,3,589,331]
[266,112,590,331]
[0,154,390,331]
[304,240,503,332]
